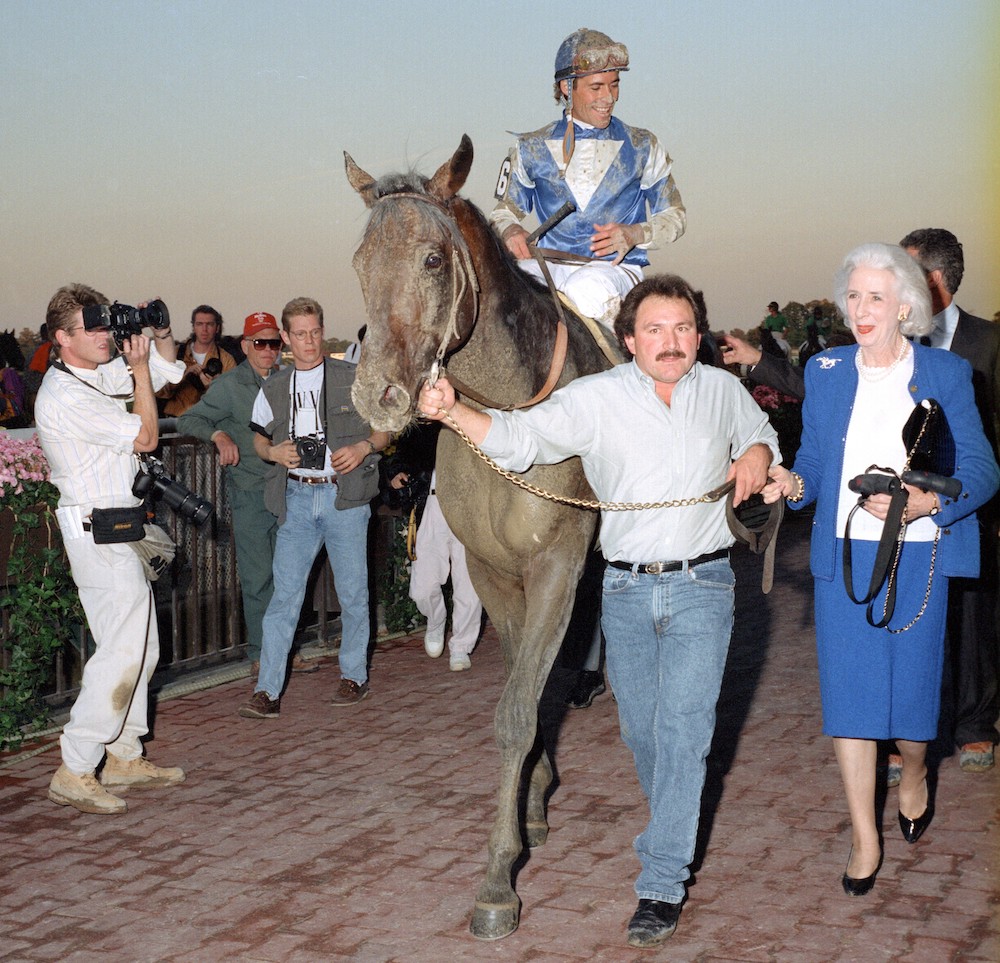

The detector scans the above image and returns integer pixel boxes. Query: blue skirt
[814,537,948,741]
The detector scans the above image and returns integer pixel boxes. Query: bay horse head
[345,135,480,434]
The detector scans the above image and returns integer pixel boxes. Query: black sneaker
[565,670,606,709]
[626,899,681,947]
[239,690,280,718]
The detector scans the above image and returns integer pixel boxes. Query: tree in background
[17,328,37,354]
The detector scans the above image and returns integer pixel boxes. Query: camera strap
[290,361,327,443]
[50,359,134,400]
[843,478,909,627]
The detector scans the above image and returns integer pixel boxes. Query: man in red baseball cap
[178,312,315,675]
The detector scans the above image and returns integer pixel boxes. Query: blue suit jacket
[790,343,999,581]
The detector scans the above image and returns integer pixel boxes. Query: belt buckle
[645,561,665,575]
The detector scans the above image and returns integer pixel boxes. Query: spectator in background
[28,323,52,374]
[239,298,390,719]
[158,305,237,416]
[899,227,1000,776]
[763,301,790,357]
[343,325,366,365]
[177,312,316,676]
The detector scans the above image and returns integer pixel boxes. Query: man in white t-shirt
[239,298,390,719]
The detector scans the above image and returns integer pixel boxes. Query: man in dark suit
[901,228,1000,774]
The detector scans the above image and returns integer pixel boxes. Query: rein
[438,408,783,592]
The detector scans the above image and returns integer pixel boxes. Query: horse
[0,330,26,371]
[346,135,615,940]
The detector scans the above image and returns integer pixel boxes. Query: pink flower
[0,434,53,505]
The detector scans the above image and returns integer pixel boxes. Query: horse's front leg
[471,557,581,940]
[524,738,553,848]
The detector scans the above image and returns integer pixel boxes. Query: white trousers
[517,259,644,328]
[409,494,482,656]
[60,536,159,774]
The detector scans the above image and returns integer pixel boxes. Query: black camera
[132,455,213,526]
[295,436,327,471]
[848,472,902,497]
[202,357,223,378]
[82,299,171,348]
[849,469,962,500]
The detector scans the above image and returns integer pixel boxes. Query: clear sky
[3,1,997,341]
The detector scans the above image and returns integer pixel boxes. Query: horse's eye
[425,253,444,270]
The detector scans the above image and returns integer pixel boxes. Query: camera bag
[89,506,148,544]
[127,524,176,580]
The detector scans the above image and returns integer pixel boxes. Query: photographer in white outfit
[35,283,186,815]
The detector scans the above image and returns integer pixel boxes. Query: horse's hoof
[470,901,520,941]
[525,821,549,848]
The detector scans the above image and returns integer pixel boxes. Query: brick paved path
[1,513,997,961]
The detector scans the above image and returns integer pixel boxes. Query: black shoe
[841,847,883,896]
[626,899,680,947]
[899,803,934,843]
[565,670,606,709]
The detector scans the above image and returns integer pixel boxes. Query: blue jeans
[602,557,735,903]
[256,480,372,699]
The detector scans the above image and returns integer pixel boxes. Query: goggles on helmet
[554,30,630,82]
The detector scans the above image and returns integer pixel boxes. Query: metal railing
[1,432,349,712]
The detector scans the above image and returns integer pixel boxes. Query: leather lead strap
[725,488,784,594]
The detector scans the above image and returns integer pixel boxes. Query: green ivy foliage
[378,515,422,634]
[0,489,82,749]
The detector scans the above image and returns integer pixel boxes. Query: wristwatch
[928,495,940,517]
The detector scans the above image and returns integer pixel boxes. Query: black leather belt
[288,473,336,485]
[608,548,729,575]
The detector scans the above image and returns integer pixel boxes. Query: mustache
[655,350,686,361]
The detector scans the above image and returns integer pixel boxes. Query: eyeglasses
[248,338,282,350]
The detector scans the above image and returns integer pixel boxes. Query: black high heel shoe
[899,802,934,843]
[841,847,883,897]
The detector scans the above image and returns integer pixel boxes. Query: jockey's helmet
[554,28,629,84]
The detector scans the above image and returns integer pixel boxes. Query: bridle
[370,190,569,411]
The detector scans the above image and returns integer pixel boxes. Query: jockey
[490,27,686,330]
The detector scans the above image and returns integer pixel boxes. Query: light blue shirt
[927,302,959,351]
[481,360,781,563]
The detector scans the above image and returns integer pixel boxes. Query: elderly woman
[764,243,999,896]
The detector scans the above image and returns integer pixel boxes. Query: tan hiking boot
[48,764,127,815]
[100,754,186,789]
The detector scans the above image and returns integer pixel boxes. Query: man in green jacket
[179,312,307,673]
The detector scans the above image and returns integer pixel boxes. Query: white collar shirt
[35,349,184,512]
[928,302,959,351]
[481,360,781,562]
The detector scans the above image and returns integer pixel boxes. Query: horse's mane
[361,171,610,392]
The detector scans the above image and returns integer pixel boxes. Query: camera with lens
[294,436,327,471]
[202,357,223,378]
[132,455,213,526]
[82,299,171,348]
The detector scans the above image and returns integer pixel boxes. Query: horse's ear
[344,152,377,208]
[427,134,473,202]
